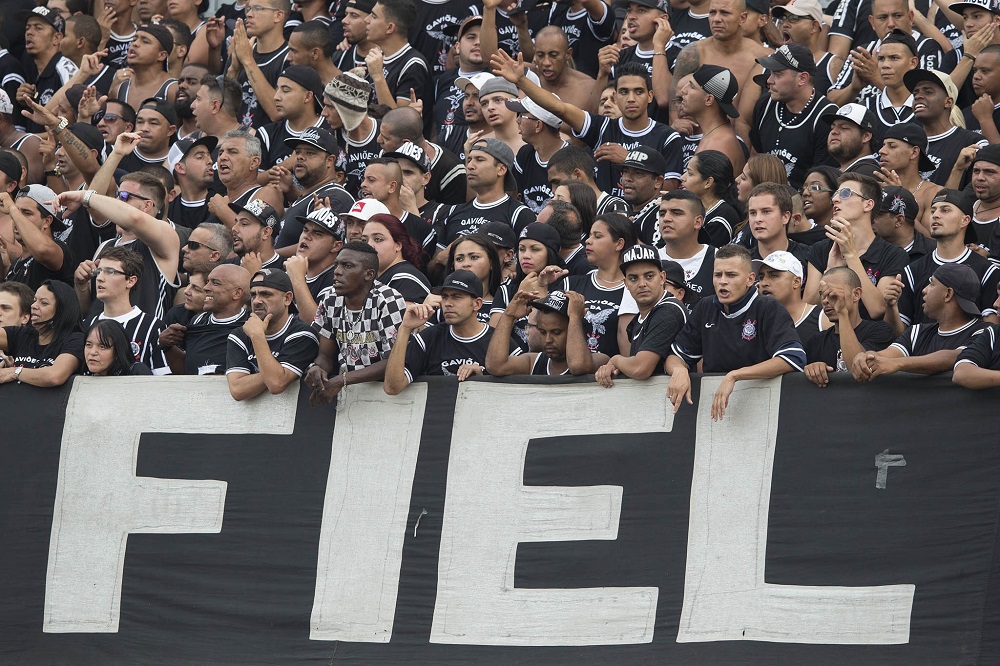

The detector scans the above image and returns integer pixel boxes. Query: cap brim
[719,101,739,119]
[284,137,328,152]
[755,55,792,71]
[294,215,333,232]
[903,70,949,95]
[918,152,936,172]
[432,284,481,297]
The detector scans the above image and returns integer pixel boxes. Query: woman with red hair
[362,214,431,304]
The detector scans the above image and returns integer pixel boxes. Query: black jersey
[700,200,740,247]
[104,27,137,69]
[490,280,529,351]
[514,143,567,215]
[403,321,492,381]
[793,303,824,350]
[237,43,289,129]
[342,120,381,198]
[889,319,989,358]
[660,244,716,298]
[163,303,200,327]
[433,68,470,137]
[379,261,431,303]
[814,52,839,98]
[828,0,877,51]
[787,223,828,246]
[94,236,180,322]
[378,44,431,110]
[87,306,170,375]
[903,232,936,263]
[807,235,909,320]
[664,8,710,70]
[0,49,26,113]
[2,326,84,370]
[118,148,168,173]
[398,210,436,251]
[977,214,1000,256]
[530,352,570,376]
[334,45,366,73]
[437,196,536,249]
[306,264,336,303]
[21,53,78,134]
[410,0,474,76]
[542,2,616,78]
[257,117,328,169]
[898,248,1000,326]
[565,271,636,356]
[670,289,806,373]
[632,197,661,246]
[804,319,894,372]
[117,77,178,105]
[83,65,118,97]
[562,245,594,277]
[573,112,684,197]
[439,123,471,162]
[855,87,915,144]
[841,155,882,179]
[751,92,839,189]
[226,314,318,377]
[955,323,1000,370]
[184,308,250,375]
[426,142,467,206]
[962,103,1000,138]
[168,196,211,229]
[627,292,687,374]
[275,182,355,249]
[596,191,630,217]
[923,126,987,185]
[5,238,75,291]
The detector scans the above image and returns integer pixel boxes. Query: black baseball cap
[932,263,982,317]
[139,97,179,127]
[974,144,1000,168]
[879,185,918,221]
[230,198,281,231]
[137,23,174,55]
[250,268,293,293]
[882,122,935,172]
[285,127,339,154]
[383,141,431,173]
[692,65,739,119]
[745,0,769,13]
[480,221,517,249]
[756,43,816,74]
[622,145,667,176]
[21,6,65,35]
[530,290,571,316]
[68,122,108,164]
[620,244,661,273]
[931,189,974,217]
[434,269,483,297]
[0,151,20,184]
[882,28,918,57]
[296,207,347,241]
[518,222,565,267]
[280,65,325,113]
[345,0,376,11]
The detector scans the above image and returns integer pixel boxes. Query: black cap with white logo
[434,269,483,297]
[621,145,667,176]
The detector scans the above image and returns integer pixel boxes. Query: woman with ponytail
[681,150,741,247]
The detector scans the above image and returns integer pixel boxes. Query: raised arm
[384,303,435,395]
[490,50,589,134]
[565,291,609,374]
[0,193,64,271]
[485,288,536,376]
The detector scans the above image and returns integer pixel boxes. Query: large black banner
[1,374,999,665]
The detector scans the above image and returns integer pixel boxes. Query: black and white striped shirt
[88,306,170,375]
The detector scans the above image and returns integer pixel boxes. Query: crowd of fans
[2,0,1000,408]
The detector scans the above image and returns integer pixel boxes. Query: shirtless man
[111,24,177,109]
[530,27,598,113]
[677,64,745,172]
[672,0,772,134]
[876,122,941,236]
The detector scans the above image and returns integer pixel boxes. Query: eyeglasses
[185,240,220,253]
[91,267,129,277]
[800,184,833,194]
[246,4,278,12]
[833,187,868,201]
[93,110,121,124]
[116,190,152,204]
[779,14,809,23]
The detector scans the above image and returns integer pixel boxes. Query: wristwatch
[45,167,61,178]
[14,366,22,383]
[82,189,96,208]
[51,116,69,133]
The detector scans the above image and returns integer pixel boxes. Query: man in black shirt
[18,7,78,134]
[226,267,319,400]
[750,43,838,188]
[2,186,74,290]
[365,0,431,116]
[384,269,494,393]
[546,145,630,218]
[595,245,688,387]
[285,208,346,322]
[177,263,251,374]
[857,263,989,380]
[822,103,880,177]
[229,1,290,129]
[657,189,716,297]
[746,182,810,264]
[167,136,218,229]
[666,244,806,420]
[508,95,566,214]
[536,200,592,277]
[256,65,326,170]
[755,249,824,349]
[229,197,286,273]
[872,185,935,262]
[803,266,893,387]
[377,106,467,205]
[804,173,909,320]
[620,146,665,245]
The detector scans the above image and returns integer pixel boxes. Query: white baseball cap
[753,251,803,279]
[505,96,562,129]
[343,198,390,221]
[455,72,495,93]
[0,90,12,115]
[771,0,823,22]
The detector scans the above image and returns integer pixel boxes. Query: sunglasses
[833,187,868,201]
[185,240,220,253]
[800,184,833,194]
[93,110,123,124]
[116,190,152,204]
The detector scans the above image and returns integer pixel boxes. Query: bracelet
[964,52,977,62]
[52,116,69,133]
[82,189,96,208]
[653,52,667,57]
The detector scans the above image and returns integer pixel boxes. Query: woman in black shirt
[0,280,83,386]
[363,213,432,304]
[83,320,154,376]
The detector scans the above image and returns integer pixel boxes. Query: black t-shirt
[20,53,77,134]
[794,303,824,350]
[306,264,336,303]
[890,319,989,358]
[2,326,84,369]
[433,68,470,139]
[163,303,200,327]
[899,249,1000,326]
[670,290,806,373]
[237,43,289,129]
[225,314,318,377]
[342,120,382,198]
[0,49,26,117]
[788,224,829,246]
[403,321,493,381]
[184,309,250,375]
[664,8,710,70]
[513,143,566,215]
[541,2,616,78]
[562,245,594,277]
[168,196,212,230]
[904,232,936,263]
[955,323,1000,370]
[437,196,535,249]
[118,149,168,173]
[627,293,687,374]
[257,118,329,170]
[379,261,431,303]
[750,93,839,189]
[409,0,472,76]
[103,27,136,69]
[378,44,431,116]
[807,235,909,320]
[700,200,741,248]
[923,126,987,186]
[660,244,716,299]
[426,142,467,206]
[565,271,635,357]
[633,197,662,246]
[5,238,75,291]
[804,319,894,371]
[573,113,684,197]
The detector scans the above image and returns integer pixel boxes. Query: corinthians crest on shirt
[741,319,757,341]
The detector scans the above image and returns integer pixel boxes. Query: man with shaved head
[530,26,597,114]
[377,106,466,204]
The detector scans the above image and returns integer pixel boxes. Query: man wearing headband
[112,24,178,110]
[227,268,319,401]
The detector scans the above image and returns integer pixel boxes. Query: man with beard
[167,136,219,229]
[174,63,209,141]
[621,146,666,245]
[274,128,355,250]
[229,197,285,272]
[226,267,319,400]
[967,145,1000,254]
[823,104,881,178]
[434,16,488,142]
[17,7,79,135]
[335,0,376,73]
[111,24,177,109]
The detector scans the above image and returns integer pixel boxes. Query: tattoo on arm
[60,128,94,165]
[670,44,700,100]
